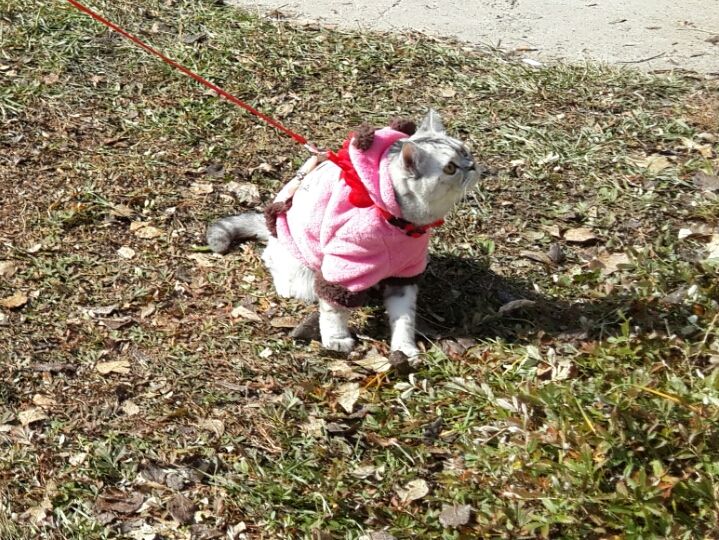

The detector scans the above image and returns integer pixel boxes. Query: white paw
[323,336,356,353]
[392,342,420,359]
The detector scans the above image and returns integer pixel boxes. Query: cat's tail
[206,212,270,254]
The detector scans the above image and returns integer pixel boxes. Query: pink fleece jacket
[274,127,430,292]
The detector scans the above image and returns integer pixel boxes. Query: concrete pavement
[228,0,718,75]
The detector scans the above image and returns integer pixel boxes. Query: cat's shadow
[386,253,684,345]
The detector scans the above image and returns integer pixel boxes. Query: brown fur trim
[379,274,423,288]
[352,123,376,151]
[389,117,417,136]
[263,200,292,238]
[315,274,368,308]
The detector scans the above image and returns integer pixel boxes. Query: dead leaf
[140,304,156,319]
[26,243,42,254]
[109,204,134,218]
[69,452,88,466]
[0,291,28,309]
[168,493,196,525]
[249,162,276,175]
[18,408,48,426]
[439,87,457,98]
[198,418,225,437]
[564,227,597,243]
[117,246,136,259]
[351,464,385,479]
[498,299,537,315]
[0,261,17,278]
[225,181,261,204]
[547,243,565,264]
[32,394,56,408]
[189,182,214,196]
[121,401,140,416]
[693,172,719,192]
[336,382,360,413]
[96,360,131,375]
[359,532,397,540]
[632,153,671,174]
[133,225,162,239]
[42,73,60,85]
[95,489,144,514]
[84,304,118,317]
[231,305,262,322]
[98,316,133,330]
[396,479,429,503]
[439,503,472,528]
[705,235,719,261]
[270,316,299,328]
[590,252,631,275]
[354,353,392,373]
[182,32,206,44]
[520,250,553,265]
[187,253,214,268]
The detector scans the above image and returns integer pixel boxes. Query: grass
[1,0,718,538]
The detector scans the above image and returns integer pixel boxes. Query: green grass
[1,0,718,538]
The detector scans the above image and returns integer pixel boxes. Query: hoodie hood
[347,127,407,218]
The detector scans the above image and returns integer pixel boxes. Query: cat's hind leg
[261,238,316,303]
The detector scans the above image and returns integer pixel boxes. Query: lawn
[1,0,718,538]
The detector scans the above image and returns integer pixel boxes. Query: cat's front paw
[323,336,356,353]
[392,342,420,359]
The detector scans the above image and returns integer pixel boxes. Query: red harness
[326,139,444,238]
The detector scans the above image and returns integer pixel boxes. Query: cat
[207,109,484,357]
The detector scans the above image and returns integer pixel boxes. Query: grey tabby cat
[207,110,483,357]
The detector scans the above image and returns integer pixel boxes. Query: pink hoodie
[274,127,431,292]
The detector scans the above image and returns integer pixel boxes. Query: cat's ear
[401,141,423,172]
[417,108,445,135]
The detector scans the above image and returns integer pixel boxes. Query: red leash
[66,0,443,235]
[65,0,309,147]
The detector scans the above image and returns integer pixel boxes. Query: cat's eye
[443,162,457,175]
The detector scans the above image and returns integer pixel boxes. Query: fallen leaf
[0,261,17,278]
[290,311,321,341]
[249,162,276,175]
[336,382,360,413]
[564,227,597,243]
[168,493,196,525]
[498,299,537,315]
[632,153,671,174]
[520,250,553,265]
[182,32,206,44]
[359,532,397,540]
[189,182,214,196]
[231,305,262,322]
[140,304,156,319]
[98,316,133,330]
[134,225,162,239]
[18,408,48,426]
[95,489,144,514]
[42,73,60,85]
[117,246,136,259]
[354,353,392,373]
[351,464,385,479]
[439,87,456,98]
[69,452,88,466]
[26,243,42,254]
[121,401,140,416]
[198,418,225,437]
[693,172,719,192]
[705,235,719,261]
[203,163,225,178]
[225,181,261,204]
[396,479,429,503]
[270,316,299,328]
[590,252,631,275]
[84,304,118,317]
[547,242,565,264]
[187,253,214,268]
[109,204,134,218]
[439,503,472,528]
[32,394,56,408]
[96,360,131,375]
[706,35,719,45]
[0,291,28,309]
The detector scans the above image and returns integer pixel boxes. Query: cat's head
[388,109,486,225]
